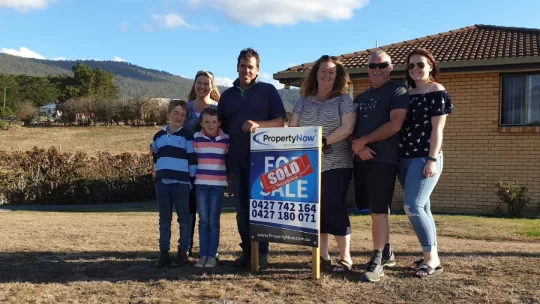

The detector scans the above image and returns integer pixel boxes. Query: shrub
[495,181,533,218]
[0,147,155,205]
[14,101,38,126]
[0,120,8,131]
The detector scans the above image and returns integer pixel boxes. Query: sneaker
[154,250,170,268]
[215,253,220,262]
[365,252,396,269]
[195,256,208,268]
[204,257,217,268]
[362,263,385,282]
[382,252,396,267]
[233,254,250,268]
[171,251,189,267]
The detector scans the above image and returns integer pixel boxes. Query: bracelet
[427,156,437,162]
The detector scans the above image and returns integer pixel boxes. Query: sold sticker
[260,154,313,193]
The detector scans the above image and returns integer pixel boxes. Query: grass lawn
[1,207,539,304]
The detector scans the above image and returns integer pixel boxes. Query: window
[501,74,540,126]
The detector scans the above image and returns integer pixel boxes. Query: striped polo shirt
[152,125,197,185]
[192,129,229,186]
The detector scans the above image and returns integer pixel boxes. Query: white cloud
[188,0,369,27]
[0,47,45,59]
[152,13,195,29]
[0,0,56,12]
[113,56,126,62]
[119,21,129,32]
[260,73,284,89]
[52,56,66,61]
[214,76,234,87]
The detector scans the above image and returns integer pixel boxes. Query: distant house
[39,102,61,118]
[273,24,540,214]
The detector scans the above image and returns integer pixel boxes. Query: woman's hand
[358,147,376,161]
[149,144,155,153]
[423,161,437,178]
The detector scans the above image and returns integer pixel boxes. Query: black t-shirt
[399,90,454,158]
[353,81,409,164]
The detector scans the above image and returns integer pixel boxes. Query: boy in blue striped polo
[152,99,197,268]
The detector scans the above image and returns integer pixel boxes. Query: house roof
[39,102,57,109]
[274,24,540,83]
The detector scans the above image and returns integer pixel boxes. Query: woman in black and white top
[289,55,356,271]
[399,48,454,278]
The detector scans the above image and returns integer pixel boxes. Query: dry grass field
[0,125,158,154]
[0,207,539,304]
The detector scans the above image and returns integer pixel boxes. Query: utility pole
[3,87,7,108]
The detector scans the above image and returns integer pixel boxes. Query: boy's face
[168,106,187,129]
[200,114,221,137]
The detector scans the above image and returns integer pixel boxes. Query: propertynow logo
[253,132,316,146]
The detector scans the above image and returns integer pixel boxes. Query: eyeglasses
[196,70,214,79]
[368,62,390,69]
[407,62,427,70]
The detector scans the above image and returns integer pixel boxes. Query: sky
[1,0,540,89]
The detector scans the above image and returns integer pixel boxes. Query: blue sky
[1,0,540,88]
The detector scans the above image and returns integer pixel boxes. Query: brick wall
[348,73,540,215]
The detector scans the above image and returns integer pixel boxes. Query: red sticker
[260,154,313,193]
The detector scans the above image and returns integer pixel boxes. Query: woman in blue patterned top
[184,70,220,133]
[398,48,454,278]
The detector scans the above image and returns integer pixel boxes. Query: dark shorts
[321,168,353,236]
[354,161,397,214]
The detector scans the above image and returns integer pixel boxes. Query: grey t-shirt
[353,81,409,164]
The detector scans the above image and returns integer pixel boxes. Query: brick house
[273,24,540,214]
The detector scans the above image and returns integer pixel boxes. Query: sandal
[415,264,443,278]
[409,258,424,270]
[308,256,332,268]
[332,259,353,272]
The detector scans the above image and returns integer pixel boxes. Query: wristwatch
[427,156,437,162]
[322,137,327,148]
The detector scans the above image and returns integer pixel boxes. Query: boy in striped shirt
[192,107,229,268]
[152,99,197,268]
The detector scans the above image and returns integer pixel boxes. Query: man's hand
[351,138,367,155]
[357,147,376,161]
[149,143,155,153]
[242,120,260,133]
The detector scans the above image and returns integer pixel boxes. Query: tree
[69,63,95,98]
[0,107,13,119]
[93,67,118,100]
[0,74,20,109]
[15,101,38,125]
[15,75,60,106]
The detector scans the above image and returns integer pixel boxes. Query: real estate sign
[249,127,321,247]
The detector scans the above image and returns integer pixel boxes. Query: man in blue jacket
[218,48,286,269]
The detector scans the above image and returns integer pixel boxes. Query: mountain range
[0,53,300,111]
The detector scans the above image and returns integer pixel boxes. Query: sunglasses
[320,55,338,61]
[196,70,214,79]
[407,62,427,70]
[368,62,390,69]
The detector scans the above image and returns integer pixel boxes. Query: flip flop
[332,259,353,273]
[409,258,424,270]
[415,264,443,278]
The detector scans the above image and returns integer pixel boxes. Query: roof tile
[277,24,540,75]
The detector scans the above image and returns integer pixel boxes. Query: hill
[0,53,299,110]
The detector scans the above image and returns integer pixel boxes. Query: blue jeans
[196,185,225,257]
[398,153,443,253]
[155,182,193,252]
[229,161,269,255]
